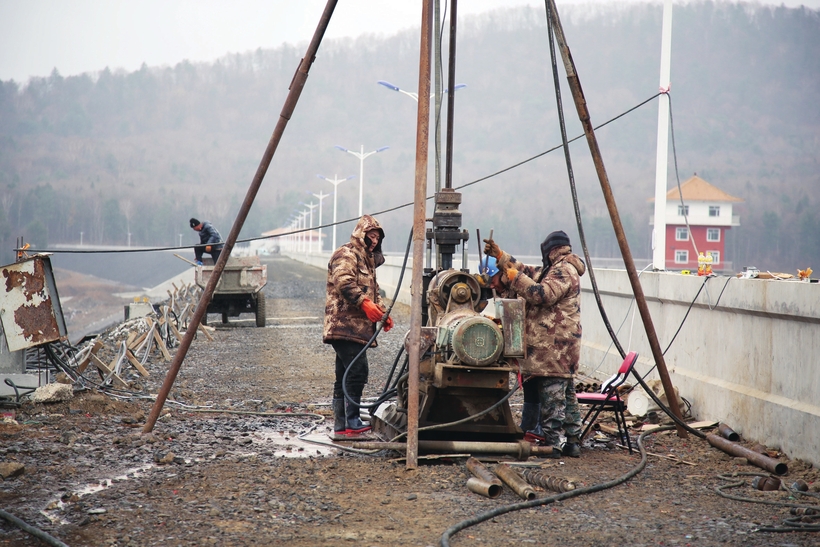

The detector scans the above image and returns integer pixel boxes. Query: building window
[709,205,721,217]
[675,227,688,241]
[675,250,688,264]
[707,251,720,264]
[707,228,720,242]
[677,205,689,216]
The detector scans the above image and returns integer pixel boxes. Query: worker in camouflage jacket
[484,230,586,457]
[323,214,393,438]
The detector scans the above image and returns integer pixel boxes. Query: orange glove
[483,238,501,259]
[361,298,384,323]
[205,245,212,252]
[384,316,394,332]
[506,268,518,282]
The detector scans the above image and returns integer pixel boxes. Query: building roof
[651,175,743,202]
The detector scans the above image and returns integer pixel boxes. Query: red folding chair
[578,351,639,453]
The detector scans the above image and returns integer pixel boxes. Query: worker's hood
[350,214,385,256]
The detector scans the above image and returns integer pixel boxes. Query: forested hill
[1,1,818,272]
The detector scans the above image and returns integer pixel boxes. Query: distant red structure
[650,175,743,271]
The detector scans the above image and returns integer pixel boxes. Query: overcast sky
[1,0,817,83]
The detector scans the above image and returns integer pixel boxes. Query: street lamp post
[377,80,466,193]
[334,144,389,217]
[300,210,309,254]
[311,190,331,253]
[305,202,318,254]
[377,80,466,103]
[317,174,355,250]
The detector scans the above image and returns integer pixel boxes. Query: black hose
[0,508,71,547]
[3,379,37,403]
[440,425,673,547]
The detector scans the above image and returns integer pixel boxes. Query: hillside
[1,1,818,272]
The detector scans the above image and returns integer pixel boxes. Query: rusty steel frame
[406,0,434,470]
[546,0,687,436]
[143,0,339,433]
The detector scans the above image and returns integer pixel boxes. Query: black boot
[562,435,581,458]
[332,398,347,439]
[345,396,371,435]
[521,402,546,444]
[520,402,539,432]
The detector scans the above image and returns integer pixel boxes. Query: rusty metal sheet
[0,255,67,352]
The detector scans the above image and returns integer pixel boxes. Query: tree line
[1,1,818,272]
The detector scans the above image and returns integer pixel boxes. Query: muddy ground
[2,256,818,547]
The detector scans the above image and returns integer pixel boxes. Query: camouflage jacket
[323,215,386,347]
[496,246,586,378]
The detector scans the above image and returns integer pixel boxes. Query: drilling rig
[371,189,528,442]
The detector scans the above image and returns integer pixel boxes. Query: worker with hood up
[323,215,393,438]
[484,230,586,457]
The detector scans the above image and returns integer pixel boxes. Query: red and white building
[650,175,742,271]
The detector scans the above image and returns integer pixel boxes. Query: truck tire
[255,293,266,328]
[222,312,229,324]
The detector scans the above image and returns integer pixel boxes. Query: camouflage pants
[537,377,582,447]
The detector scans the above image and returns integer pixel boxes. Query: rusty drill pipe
[521,469,576,493]
[142,0,339,434]
[717,423,740,442]
[706,434,787,475]
[495,465,536,500]
[546,0,687,438]
[346,440,557,460]
[466,457,503,487]
[406,0,434,471]
[466,477,502,499]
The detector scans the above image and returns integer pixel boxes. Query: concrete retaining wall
[287,252,819,466]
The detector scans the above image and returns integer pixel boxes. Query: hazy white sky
[1,0,817,83]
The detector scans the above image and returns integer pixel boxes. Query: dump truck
[194,256,268,327]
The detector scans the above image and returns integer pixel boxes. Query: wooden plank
[90,354,128,388]
[168,321,184,345]
[688,420,718,430]
[77,340,104,373]
[125,349,150,377]
[197,322,214,341]
[128,330,149,352]
[152,328,172,361]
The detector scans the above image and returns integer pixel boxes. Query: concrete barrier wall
[579,269,820,467]
[287,252,820,466]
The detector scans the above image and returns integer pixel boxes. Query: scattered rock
[0,462,25,479]
[30,383,73,403]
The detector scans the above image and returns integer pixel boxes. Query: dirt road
[1,256,818,546]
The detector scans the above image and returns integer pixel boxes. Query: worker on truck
[189,218,223,266]
[484,230,586,458]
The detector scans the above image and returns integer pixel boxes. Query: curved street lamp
[378,80,466,192]
[334,145,389,217]
[377,80,466,103]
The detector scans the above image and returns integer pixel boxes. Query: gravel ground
[1,256,819,547]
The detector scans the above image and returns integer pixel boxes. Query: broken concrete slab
[30,383,73,403]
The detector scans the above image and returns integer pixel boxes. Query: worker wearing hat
[189,218,224,266]
[484,230,586,457]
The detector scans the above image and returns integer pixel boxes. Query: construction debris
[29,383,73,404]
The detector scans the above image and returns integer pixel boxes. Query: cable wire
[440,426,674,547]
